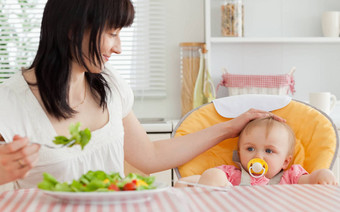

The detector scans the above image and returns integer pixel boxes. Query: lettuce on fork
[53,122,91,150]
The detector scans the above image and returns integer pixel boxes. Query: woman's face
[238,124,292,179]
[80,28,122,73]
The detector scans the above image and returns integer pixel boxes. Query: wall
[133,0,205,120]
[133,0,340,119]
[210,0,340,102]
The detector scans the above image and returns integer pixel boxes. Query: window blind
[0,0,166,97]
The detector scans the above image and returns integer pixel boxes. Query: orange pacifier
[247,158,268,178]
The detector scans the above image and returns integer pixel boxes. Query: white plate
[41,182,169,204]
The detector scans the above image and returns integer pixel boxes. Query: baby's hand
[198,168,231,187]
[309,169,338,185]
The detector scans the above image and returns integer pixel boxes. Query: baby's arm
[198,168,232,187]
[298,169,338,185]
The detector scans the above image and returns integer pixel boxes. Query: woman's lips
[103,55,110,62]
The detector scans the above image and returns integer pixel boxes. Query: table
[0,184,340,212]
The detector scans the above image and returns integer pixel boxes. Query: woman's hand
[0,135,40,185]
[225,108,285,138]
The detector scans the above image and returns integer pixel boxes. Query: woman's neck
[69,62,87,109]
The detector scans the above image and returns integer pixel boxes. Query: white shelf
[204,0,340,102]
[210,37,340,44]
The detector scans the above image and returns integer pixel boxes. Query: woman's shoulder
[0,72,30,141]
[103,64,134,117]
[1,71,22,88]
[0,72,26,99]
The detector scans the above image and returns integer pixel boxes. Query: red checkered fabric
[218,72,295,95]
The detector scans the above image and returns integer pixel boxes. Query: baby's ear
[282,155,292,169]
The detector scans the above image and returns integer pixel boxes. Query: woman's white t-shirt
[0,65,134,189]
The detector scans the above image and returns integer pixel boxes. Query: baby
[177,117,337,187]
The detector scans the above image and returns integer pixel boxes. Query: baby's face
[238,124,292,179]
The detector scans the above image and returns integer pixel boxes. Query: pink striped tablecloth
[0,184,339,212]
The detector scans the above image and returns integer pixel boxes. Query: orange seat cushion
[174,101,338,178]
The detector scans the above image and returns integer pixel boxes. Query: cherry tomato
[123,182,137,191]
[108,184,120,191]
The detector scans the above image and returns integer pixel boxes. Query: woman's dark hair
[27,0,134,119]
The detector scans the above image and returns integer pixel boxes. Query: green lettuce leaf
[52,122,91,150]
[37,170,157,192]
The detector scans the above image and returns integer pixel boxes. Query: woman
[0,0,283,189]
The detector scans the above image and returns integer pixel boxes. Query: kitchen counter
[139,118,178,133]
[329,101,340,130]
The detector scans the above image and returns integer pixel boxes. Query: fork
[39,140,76,149]
[175,180,231,192]
[0,140,76,149]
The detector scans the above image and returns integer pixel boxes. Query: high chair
[172,95,339,179]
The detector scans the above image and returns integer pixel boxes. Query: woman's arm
[298,169,338,185]
[123,109,283,174]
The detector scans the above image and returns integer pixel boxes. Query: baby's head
[238,117,295,179]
